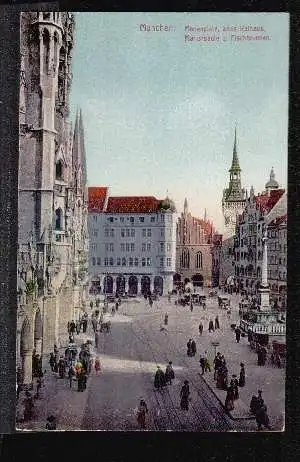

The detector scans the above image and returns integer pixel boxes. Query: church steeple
[72,108,87,190]
[184,197,188,215]
[229,126,241,173]
[204,208,207,221]
[223,127,245,202]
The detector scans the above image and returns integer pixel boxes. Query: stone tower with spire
[222,128,246,238]
[17,12,89,385]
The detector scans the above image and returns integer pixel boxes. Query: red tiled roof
[268,214,287,227]
[106,196,161,213]
[255,189,285,213]
[88,187,108,212]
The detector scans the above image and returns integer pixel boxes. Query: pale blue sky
[70,13,289,232]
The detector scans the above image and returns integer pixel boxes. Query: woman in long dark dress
[239,363,246,387]
[180,380,190,410]
[225,386,235,411]
[154,366,166,390]
[165,361,175,385]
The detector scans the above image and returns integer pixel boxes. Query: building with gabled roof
[233,168,286,305]
[175,199,216,289]
[88,188,177,296]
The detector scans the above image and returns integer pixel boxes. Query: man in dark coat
[239,363,246,387]
[235,327,241,343]
[199,356,205,375]
[187,339,192,357]
[154,366,166,390]
[199,323,203,336]
[215,316,220,330]
[208,320,214,332]
[165,361,175,385]
[256,403,271,430]
[180,380,190,410]
[213,352,222,380]
[230,375,239,400]
[191,339,197,356]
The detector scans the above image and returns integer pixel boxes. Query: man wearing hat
[239,363,245,387]
[180,380,190,410]
[165,361,175,385]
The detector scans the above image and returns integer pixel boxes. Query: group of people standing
[250,390,271,430]
[187,339,197,357]
[67,313,88,343]
[154,362,175,390]
[208,316,220,333]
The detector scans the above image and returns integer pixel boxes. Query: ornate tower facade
[222,128,246,238]
[17,13,89,386]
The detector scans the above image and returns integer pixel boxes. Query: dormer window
[56,160,63,180]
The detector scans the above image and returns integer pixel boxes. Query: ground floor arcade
[90,272,174,296]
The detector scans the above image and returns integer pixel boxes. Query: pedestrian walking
[214,316,220,330]
[225,385,235,411]
[250,390,264,415]
[137,398,148,430]
[58,357,65,378]
[204,352,211,372]
[239,363,246,387]
[198,322,203,336]
[49,352,56,372]
[208,320,214,332]
[199,356,205,375]
[68,364,76,389]
[165,361,175,385]
[76,319,81,335]
[191,339,197,356]
[164,313,169,325]
[82,318,88,333]
[190,302,193,312]
[180,380,190,410]
[154,366,167,391]
[94,357,101,375]
[230,375,239,400]
[235,327,241,343]
[213,352,222,380]
[256,403,271,430]
[187,339,192,357]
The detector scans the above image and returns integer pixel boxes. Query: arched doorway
[154,276,163,296]
[20,317,32,385]
[116,275,125,296]
[103,275,113,294]
[128,275,138,296]
[141,276,150,295]
[192,274,203,287]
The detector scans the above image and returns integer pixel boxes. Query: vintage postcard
[16,12,288,431]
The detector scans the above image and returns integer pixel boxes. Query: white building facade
[88,189,177,296]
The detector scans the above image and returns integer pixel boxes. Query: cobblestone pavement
[17,291,284,432]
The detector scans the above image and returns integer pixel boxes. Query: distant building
[174,199,215,289]
[234,169,286,305]
[211,233,223,288]
[88,188,177,296]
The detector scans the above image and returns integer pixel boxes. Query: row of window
[98,215,173,224]
[100,228,171,238]
[90,242,172,252]
[179,249,203,269]
[91,257,172,267]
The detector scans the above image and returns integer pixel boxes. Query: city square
[16,292,284,431]
[15,12,287,432]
